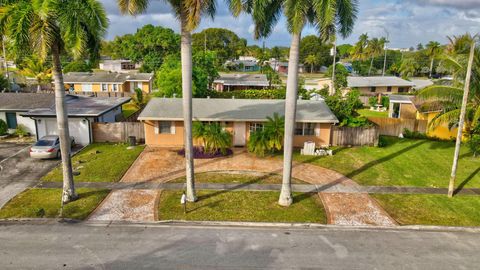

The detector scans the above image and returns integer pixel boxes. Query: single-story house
[389,95,456,140]
[63,72,154,94]
[0,93,54,134]
[213,74,270,92]
[0,93,130,145]
[348,76,415,95]
[269,60,305,74]
[99,60,141,73]
[138,98,339,148]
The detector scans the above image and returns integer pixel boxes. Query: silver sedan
[30,135,75,159]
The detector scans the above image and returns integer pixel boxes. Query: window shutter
[154,122,159,134]
[170,122,176,134]
[314,124,321,136]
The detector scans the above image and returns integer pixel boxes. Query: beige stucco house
[348,76,415,95]
[138,98,339,148]
[63,72,154,94]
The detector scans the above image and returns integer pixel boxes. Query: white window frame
[295,123,317,136]
[101,83,108,92]
[155,121,174,134]
[249,122,264,133]
[113,84,118,92]
[82,84,92,92]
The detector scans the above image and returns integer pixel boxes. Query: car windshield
[35,140,55,147]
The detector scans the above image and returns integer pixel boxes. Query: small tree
[247,114,285,157]
[0,119,7,135]
[131,88,149,109]
[326,64,349,90]
[193,122,232,155]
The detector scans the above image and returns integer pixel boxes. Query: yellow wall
[417,112,457,140]
[65,80,151,93]
[356,86,412,95]
[144,121,333,147]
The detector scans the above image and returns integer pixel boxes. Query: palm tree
[366,37,385,75]
[19,56,52,93]
[305,54,317,73]
[399,58,418,79]
[230,0,358,206]
[247,113,285,157]
[193,122,232,155]
[117,0,216,202]
[425,41,442,78]
[350,33,369,61]
[0,0,108,204]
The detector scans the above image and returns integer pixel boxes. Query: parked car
[30,135,75,159]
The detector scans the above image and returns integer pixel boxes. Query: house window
[399,87,405,93]
[101,84,108,92]
[82,84,92,92]
[295,123,316,136]
[249,123,264,133]
[387,86,392,92]
[113,84,118,92]
[370,87,376,93]
[158,121,173,134]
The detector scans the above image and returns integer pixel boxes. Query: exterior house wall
[144,120,333,147]
[98,107,121,123]
[36,117,92,145]
[355,86,412,95]
[66,81,150,94]
[0,112,5,123]
[0,111,36,135]
[417,112,458,140]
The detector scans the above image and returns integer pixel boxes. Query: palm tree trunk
[279,32,301,207]
[51,42,77,204]
[180,14,196,202]
[448,40,476,197]
[429,58,434,78]
[368,57,374,75]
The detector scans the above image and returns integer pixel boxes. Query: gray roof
[63,72,153,84]
[389,95,414,104]
[21,95,130,117]
[411,79,434,90]
[348,76,415,88]
[0,93,55,111]
[139,98,339,123]
[214,74,269,87]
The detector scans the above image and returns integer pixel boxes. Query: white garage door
[41,118,91,146]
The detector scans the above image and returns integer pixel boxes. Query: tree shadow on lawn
[454,167,480,195]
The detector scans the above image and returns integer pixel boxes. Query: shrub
[15,124,29,137]
[378,136,388,147]
[247,113,285,157]
[340,116,373,127]
[192,122,232,155]
[178,147,233,159]
[467,134,480,157]
[0,119,7,135]
[403,128,428,139]
[368,96,378,107]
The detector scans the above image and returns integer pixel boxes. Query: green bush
[403,128,428,139]
[206,89,287,99]
[15,124,29,137]
[340,116,373,127]
[0,119,7,135]
[378,136,388,147]
[467,134,480,157]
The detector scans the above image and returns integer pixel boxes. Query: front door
[6,112,17,129]
[233,122,246,146]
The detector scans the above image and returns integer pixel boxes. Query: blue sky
[101,0,480,48]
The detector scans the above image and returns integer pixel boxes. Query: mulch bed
[177,147,233,159]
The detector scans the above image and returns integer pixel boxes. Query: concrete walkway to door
[89,147,397,226]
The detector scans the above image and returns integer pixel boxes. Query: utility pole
[2,36,9,83]
[448,39,476,198]
[382,28,390,76]
[330,36,337,95]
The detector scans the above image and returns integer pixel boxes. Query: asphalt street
[0,222,479,269]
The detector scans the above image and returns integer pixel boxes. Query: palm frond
[116,0,149,15]
[417,85,464,103]
[428,109,460,131]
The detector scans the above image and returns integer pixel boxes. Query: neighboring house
[225,59,261,72]
[410,79,434,91]
[20,95,130,145]
[269,60,305,74]
[99,60,141,73]
[389,95,456,140]
[348,76,415,95]
[138,98,339,148]
[212,74,270,92]
[63,72,154,94]
[0,93,53,134]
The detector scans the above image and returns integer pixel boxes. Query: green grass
[0,188,110,220]
[158,190,326,223]
[373,194,480,227]
[42,143,144,182]
[294,137,480,188]
[122,103,139,118]
[358,109,388,118]
[169,172,305,184]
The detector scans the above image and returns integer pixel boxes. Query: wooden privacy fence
[331,126,379,146]
[92,122,145,143]
[368,117,427,137]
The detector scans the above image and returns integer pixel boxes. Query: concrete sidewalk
[36,181,480,196]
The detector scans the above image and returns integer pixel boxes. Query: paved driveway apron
[91,147,396,226]
[0,143,60,208]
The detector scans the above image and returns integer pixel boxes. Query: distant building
[212,74,269,92]
[63,72,154,94]
[268,59,305,74]
[347,76,415,95]
[99,60,141,73]
[224,57,260,72]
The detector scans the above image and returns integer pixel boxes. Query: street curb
[2,218,480,233]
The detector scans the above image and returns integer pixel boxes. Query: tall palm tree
[305,54,317,73]
[350,33,369,61]
[366,37,385,75]
[117,0,216,202]
[19,56,52,93]
[0,0,108,204]
[425,41,442,78]
[230,0,357,206]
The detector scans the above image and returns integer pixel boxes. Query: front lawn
[158,190,326,223]
[170,172,306,184]
[373,194,480,227]
[357,109,388,118]
[0,188,110,220]
[295,137,480,188]
[42,143,144,182]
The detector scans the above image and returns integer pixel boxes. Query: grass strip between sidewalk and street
[0,188,110,220]
[372,194,480,227]
[158,190,326,223]
[169,172,306,184]
[42,143,145,183]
